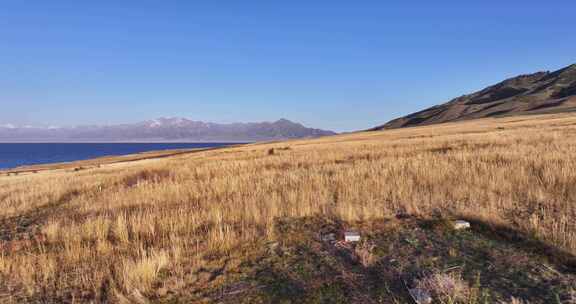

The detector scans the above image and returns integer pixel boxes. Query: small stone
[409,288,432,304]
[344,231,361,242]
[453,220,471,230]
[321,233,336,242]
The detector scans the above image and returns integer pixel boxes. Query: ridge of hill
[374,64,576,129]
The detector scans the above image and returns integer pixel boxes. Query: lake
[0,143,237,170]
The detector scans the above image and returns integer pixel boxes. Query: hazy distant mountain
[0,118,336,142]
[374,63,576,130]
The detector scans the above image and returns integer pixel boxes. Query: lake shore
[0,143,246,175]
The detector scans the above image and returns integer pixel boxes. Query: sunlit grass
[0,113,575,302]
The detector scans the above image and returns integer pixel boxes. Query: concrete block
[344,231,360,242]
[454,220,471,230]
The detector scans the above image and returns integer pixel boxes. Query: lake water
[0,143,237,170]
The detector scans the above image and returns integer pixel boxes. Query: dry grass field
[1,113,576,303]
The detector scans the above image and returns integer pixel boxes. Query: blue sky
[1,1,574,132]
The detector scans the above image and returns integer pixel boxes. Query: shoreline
[0,143,247,175]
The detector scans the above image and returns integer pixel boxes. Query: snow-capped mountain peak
[146,117,194,127]
[0,118,336,142]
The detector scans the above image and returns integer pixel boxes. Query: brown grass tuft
[415,272,469,303]
[355,241,376,267]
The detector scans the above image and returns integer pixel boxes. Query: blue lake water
[0,143,237,170]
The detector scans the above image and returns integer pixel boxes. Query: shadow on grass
[461,217,576,273]
[254,266,306,303]
[0,189,80,241]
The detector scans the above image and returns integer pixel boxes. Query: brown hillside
[375,64,576,129]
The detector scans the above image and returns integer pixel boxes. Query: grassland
[1,113,575,303]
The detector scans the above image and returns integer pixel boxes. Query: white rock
[344,231,361,242]
[454,220,471,230]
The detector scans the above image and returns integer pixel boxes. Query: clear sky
[1,1,574,132]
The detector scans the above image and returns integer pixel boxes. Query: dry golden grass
[0,113,576,302]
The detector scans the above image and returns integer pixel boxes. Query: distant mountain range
[374,63,576,130]
[0,118,336,142]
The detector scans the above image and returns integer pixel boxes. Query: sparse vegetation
[354,241,376,267]
[413,272,469,303]
[1,113,576,302]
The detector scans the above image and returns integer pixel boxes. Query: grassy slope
[1,113,576,303]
